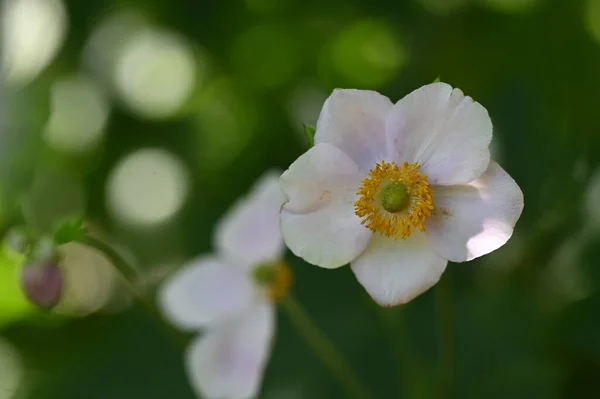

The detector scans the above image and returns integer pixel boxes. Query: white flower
[159,171,288,399]
[280,83,524,307]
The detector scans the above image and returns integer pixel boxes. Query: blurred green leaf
[433,75,441,83]
[304,124,316,147]
[52,216,87,245]
[0,243,34,328]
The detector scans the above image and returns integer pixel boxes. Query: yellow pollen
[269,261,292,302]
[354,161,435,239]
[253,261,293,302]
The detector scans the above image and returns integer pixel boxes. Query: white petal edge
[386,82,492,185]
[351,232,448,307]
[185,302,275,399]
[158,256,255,330]
[315,89,393,171]
[215,170,286,268]
[280,143,371,269]
[425,160,524,262]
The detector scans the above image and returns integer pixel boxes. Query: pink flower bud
[21,263,63,310]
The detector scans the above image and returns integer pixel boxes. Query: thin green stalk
[281,294,375,399]
[375,306,423,398]
[435,272,454,399]
[77,235,188,349]
[79,235,140,287]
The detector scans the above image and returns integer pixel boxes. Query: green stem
[77,235,188,349]
[78,236,140,286]
[376,306,423,398]
[435,272,454,399]
[281,294,375,399]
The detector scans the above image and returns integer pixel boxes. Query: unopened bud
[21,263,63,310]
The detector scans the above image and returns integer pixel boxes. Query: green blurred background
[2,0,600,397]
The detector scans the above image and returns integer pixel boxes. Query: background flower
[159,171,284,399]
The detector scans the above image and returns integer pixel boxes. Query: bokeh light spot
[1,0,67,85]
[330,20,407,88]
[113,28,197,119]
[232,25,301,89]
[107,148,190,227]
[82,11,146,85]
[54,241,129,316]
[43,75,109,154]
[0,338,23,399]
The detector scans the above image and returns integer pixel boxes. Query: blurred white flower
[113,28,197,119]
[280,83,524,307]
[159,171,288,399]
[106,148,190,228]
[43,75,109,154]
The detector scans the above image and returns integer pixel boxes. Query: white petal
[158,256,254,330]
[280,143,371,269]
[215,170,286,268]
[351,232,447,306]
[386,82,492,185]
[425,161,524,262]
[185,303,275,399]
[315,89,393,171]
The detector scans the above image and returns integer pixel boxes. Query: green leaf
[0,243,35,328]
[53,216,87,245]
[303,124,316,147]
[433,75,441,83]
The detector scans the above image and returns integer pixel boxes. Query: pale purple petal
[386,82,492,185]
[215,170,286,268]
[158,256,255,330]
[315,89,392,171]
[351,232,447,306]
[280,143,371,269]
[425,161,524,262]
[185,303,275,399]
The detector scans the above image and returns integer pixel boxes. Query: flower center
[253,261,292,302]
[354,161,435,239]
[379,183,409,213]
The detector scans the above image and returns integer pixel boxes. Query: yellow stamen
[354,161,434,239]
[253,261,293,302]
[269,261,292,302]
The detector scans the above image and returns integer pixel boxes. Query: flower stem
[76,235,188,349]
[375,306,424,398]
[79,235,140,287]
[281,294,375,399]
[435,272,454,399]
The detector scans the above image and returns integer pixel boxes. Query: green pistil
[253,263,277,285]
[379,183,409,213]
